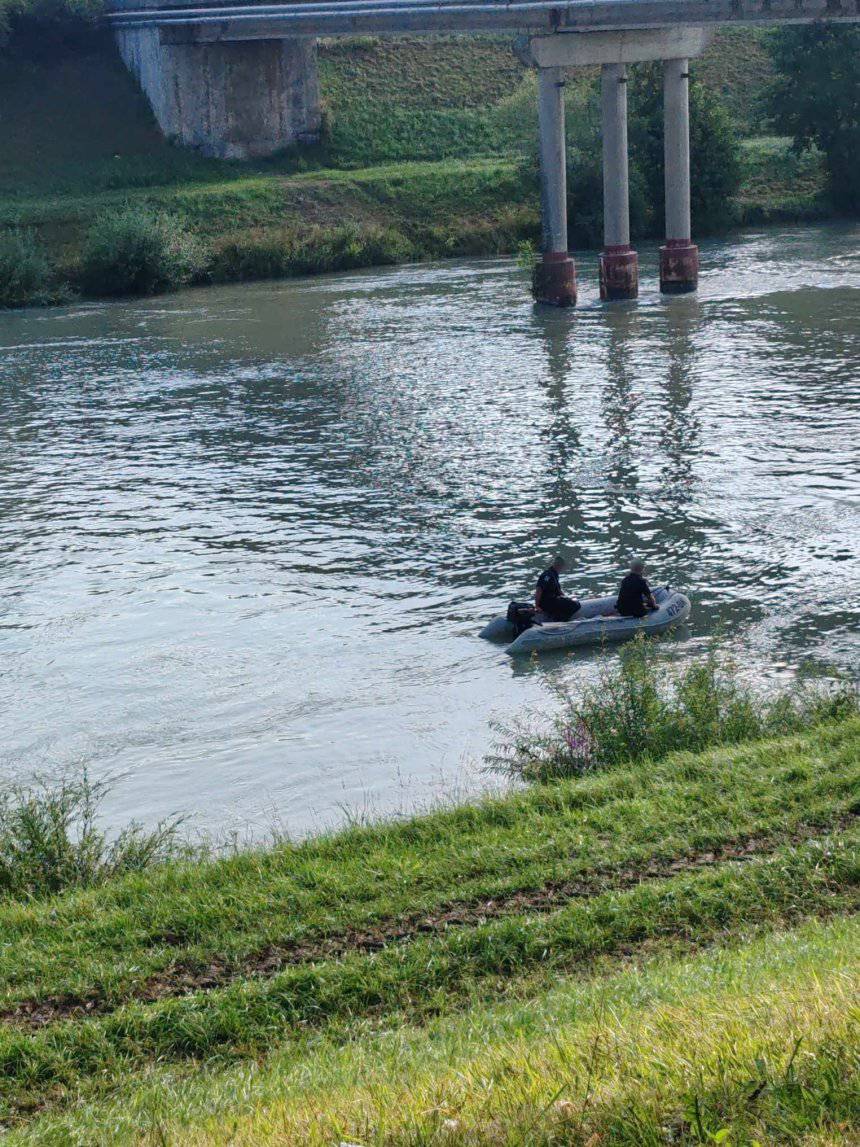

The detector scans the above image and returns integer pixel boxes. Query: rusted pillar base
[599,245,638,301]
[532,252,577,307]
[660,240,699,294]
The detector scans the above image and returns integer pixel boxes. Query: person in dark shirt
[615,558,658,618]
[535,556,580,621]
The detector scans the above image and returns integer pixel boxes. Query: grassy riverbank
[1,713,858,1142]
[0,28,836,306]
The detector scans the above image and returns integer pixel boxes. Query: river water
[0,223,858,838]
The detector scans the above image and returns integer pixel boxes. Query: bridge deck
[107,0,860,39]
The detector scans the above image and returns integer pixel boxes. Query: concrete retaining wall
[115,28,321,158]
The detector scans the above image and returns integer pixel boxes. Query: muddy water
[0,223,858,836]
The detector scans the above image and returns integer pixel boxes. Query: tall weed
[491,637,858,782]
[0,772,184,899]
[0,228,56,307]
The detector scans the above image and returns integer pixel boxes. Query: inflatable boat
[480,586,691,656]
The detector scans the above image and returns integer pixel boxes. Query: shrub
[291,221,413,273]
[0,227,55,307]
[80,205,206,297]
[566,147,652,249]
[768,25,860,214]
[209,222,413,283]
[1,0,103,55]
[0,771,184,899]
[491,637,858,783]
[629,65,742,235]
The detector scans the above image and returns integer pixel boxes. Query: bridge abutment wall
[114,28,321,159]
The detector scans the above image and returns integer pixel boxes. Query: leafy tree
[560,66,741,245]
[768,25,860,213]
[628,64,742,235]
[1,0,102,54]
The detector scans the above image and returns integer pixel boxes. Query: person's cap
[630,555,645,571]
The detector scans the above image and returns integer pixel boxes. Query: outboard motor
[506,601,537,637]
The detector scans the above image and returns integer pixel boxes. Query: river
[0,223,858,838]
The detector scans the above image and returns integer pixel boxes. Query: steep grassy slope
[0,38,204,196]
[0,28,829,301]
[0,29,776,196]
[0,27,785,191]
[0,719,857,1139]
[16,916,856,1145]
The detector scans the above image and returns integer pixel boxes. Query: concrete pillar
[115,28,321,159]
[599,63,638,301]
[660,57,699,293]
[532,66,576,307]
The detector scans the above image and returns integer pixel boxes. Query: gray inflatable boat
[480,586,691,656]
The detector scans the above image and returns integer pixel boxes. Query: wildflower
[561,718,594,773]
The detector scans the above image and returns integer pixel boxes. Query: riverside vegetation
[0,8,858,304]
[0,642,857,1143]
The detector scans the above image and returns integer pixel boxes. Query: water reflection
[657,302,701,501]
[0,224,858,837]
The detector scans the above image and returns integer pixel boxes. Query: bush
[768,25,860,214]
[566,148,652,249]
[80,205,206,297]
[525,67,742,248]
[0,228,56,307]
[291,220,413,273]
[0,772,184,898]
[209,221,413,283]
[629,66,742,235]
[491,637,858,783]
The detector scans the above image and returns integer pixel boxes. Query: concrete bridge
[107,0,859,304]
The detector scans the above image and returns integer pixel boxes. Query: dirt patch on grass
[2,816,853,1030]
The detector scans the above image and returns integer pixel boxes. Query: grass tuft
[208,220,414,282]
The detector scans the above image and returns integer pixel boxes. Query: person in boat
[535,556,580,621]
[615,557,658,618]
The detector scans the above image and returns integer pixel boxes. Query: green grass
[143,914,860,1147]
[738,135,830,223]
[0,38,208,197]
[8,916,859,1144]
[695,27,776,136]
[2,718,857,1007]
[0,157,540,293]
[0,719,856,1128]
[0,829,856,1126]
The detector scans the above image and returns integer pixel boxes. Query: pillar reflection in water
[599,302,710,584]
[529,307,585,551]
[657,300,703,502]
